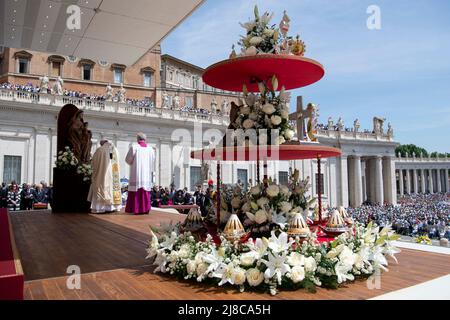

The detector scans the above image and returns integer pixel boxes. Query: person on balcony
[125,132,155,215]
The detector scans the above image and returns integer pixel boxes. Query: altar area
[10,210,450,300]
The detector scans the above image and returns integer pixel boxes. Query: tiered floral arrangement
[234,5,305,57]
[203,169,311,234]
[230,78,295,145]
[145,6,401,295]
[147,222,400,295]
[55,146,92,183]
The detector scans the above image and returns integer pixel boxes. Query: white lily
[267,231,294,253]
[146,230,160,259]
[370,245,389,271]
[214,262,236,286]
[261,251,291,285]
[271,212,288,229]
[160,231,177,250]
[245,237,268,259]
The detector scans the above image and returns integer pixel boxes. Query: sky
[162,0,450,153]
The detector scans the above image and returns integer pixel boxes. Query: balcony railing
[316,128,393,141]
[395,155,450,163]
[0,88,230,126]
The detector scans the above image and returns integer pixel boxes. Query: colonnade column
[398,169,404,196]
[351,156,363,207]
[437,169,442,193]
[383,157,396,205]
[405,169,411,194]
[374,156,384,205]
[429,169,434,193]
[339,155,349,207]
[413,169,418,194]
[445,169,449,193]
[420,169,426,194]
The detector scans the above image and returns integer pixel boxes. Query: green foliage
[395,144,428,157]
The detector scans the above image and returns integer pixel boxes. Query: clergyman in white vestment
[125,132,155,215]
[87,140,122,213]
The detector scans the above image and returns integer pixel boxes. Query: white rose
[262,103,275,115]
[304,256,317,272]
[249,36,264,46]
[280,201,292,213]
[280,185,289,196]
[284,129,294,140]
[240,106,251,115]
[240,252,256,267]
[263,29,275,37]
[277,136,286,145]
[256,197,269,208]
[254,209,268,224]
[241,202,251,213]
[249,112,258,121]
[246,268,264,287]
[250,185,261,196]
[287,252,305,267]
[266,185,279,198]
[178,244,191,259]
[62,157,67,162]
[290,266,306,283]
[232,267,246,285]
[271,115,282,126]
[196,262,209,277]
[231,197,241,209]
[186,260,197,274]
[243,119,255,129]
[280,109,289,119]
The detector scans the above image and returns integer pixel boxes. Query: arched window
[78,59,95,80]
[48,55,65,77]
[13,50,32,74]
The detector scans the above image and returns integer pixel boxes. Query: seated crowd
[0,181,52,211]
[147,185,214,216]
[347,193,450,240]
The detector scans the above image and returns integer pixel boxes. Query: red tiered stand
[203,54,325,92]
[196,53,341,236]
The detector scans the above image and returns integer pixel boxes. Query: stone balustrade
[316,128,393,141]
[395,155,449,163]
[0,88,230,126]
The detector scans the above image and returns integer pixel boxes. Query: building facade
[0,47,449,208]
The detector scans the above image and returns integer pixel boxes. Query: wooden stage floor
[9,210,450,300]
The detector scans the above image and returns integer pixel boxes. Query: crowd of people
[147,185,214,216]
[0,181,52,211]
[347,193,450,239]
[1,82,220,114]
[1,82,155,108]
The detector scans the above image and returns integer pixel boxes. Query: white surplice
[88,142,122,213]
[125,143,154,192]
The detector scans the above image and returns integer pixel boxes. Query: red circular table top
[190,143,341,161]
[202,54,325,92]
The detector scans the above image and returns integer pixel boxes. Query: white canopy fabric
[0,0,204,65]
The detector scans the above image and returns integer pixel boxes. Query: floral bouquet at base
[76,163,93,183]
[55,146,78,170]
[146,221,401,295]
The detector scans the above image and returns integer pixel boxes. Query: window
[193,77,199,89]
[237,169,248,191]
[52,61,61,76]
[98,60,109,67]
[315,173,324,195]
[279,171,289,185]
[18,58,29,73]
[143,71,152,87]
[185,96,193,108]
[3,156,21,184]
[82,64,92,80]
[114,68,123,84]
[190,166,202,191]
